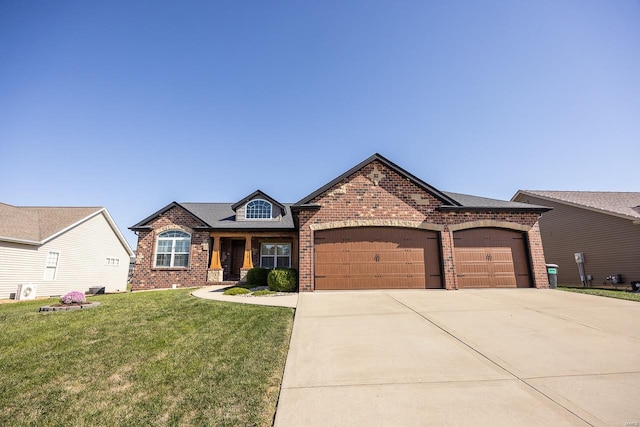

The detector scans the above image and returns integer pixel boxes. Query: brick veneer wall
[131,206,210,290]
[296,160,549,292]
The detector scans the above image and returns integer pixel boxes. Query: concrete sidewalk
[274,289,640,426]
[191,285,297,308]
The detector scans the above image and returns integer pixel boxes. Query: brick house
[130,154,551,291]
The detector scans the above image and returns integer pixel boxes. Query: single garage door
[453,228,531,289]
[314,227,441,290]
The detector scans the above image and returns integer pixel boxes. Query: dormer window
[246,199,272,219]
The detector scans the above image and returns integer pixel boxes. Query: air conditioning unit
[16,283,37,300]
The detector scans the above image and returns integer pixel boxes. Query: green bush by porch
[246,267,270,287]
[267,269,298,292]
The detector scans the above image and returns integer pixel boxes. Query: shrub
[246,268,270,287]
[223,287,251,296]
[60,291,87,305]
[267,269,297,292]
[252,289,276,296]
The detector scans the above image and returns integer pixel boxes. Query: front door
[231,240,245,280]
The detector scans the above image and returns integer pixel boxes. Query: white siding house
[0,203,134,299]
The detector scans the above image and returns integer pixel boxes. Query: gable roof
[513,191,640,221]
[293,153,548,212]
[230,190,286,213]
[130,201,295,231]
[294,153,462,206]
[0,203,134,255]
[129,202,210,230]
[182,203,295,229]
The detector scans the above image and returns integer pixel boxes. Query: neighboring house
[131,153,551,292]
[0,203,134,299]
[512,191,640,287]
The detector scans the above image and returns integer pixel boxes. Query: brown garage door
[453,228,531,289]
[314,227,441,290]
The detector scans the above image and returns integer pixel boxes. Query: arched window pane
[246,199,272,219]
[155,230,191,267]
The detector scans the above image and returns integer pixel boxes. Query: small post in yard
[574,252,586,287]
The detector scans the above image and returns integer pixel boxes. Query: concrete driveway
[274,289,640,426]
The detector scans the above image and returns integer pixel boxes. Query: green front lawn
[0,289,294,426]
[559,287,640,302]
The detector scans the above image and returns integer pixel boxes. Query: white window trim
[245,199,274,221]
[260,243,291,269]
[44,250,60,281]
[154,230,191,268]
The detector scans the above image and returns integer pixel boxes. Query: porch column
[242,235,253,269]
[210,235,222,269]
[207,235,224,282]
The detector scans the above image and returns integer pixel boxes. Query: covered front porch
[207,231,298,282]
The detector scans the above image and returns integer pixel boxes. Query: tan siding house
[0,203,134,299]
[512,191,640,287]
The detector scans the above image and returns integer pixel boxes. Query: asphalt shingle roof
[442,191,548,210]
[181,202,296,229]
[516,191,640,220]
[0,203,103,243]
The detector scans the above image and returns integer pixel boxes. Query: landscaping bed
[39,301,101,312]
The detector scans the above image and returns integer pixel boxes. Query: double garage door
[315,227,441,290]
[314,227,531,290]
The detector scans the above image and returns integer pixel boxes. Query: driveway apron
[274,289,640,427]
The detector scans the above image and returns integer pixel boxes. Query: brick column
[298,212,314,292]
[527,221,549,288]
[440,229,458,290]
[207,235,223,282]
[239,235,253,282]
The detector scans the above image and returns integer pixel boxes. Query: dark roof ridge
[130,201,210,230]
[231,190,286,212]
[295,153,461,206]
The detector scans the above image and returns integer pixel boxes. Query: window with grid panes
[260,243,291,268]
[155,230,190,267]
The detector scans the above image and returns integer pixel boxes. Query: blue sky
[1,0,639,249]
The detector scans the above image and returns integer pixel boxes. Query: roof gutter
[290,204,321,211]
[0,236,42,246]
